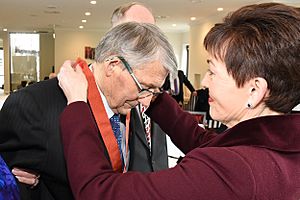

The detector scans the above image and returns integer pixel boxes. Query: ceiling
[0,0,299,33]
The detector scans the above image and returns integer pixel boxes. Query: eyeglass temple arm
[117,56,132,72]
[117,56,143,90]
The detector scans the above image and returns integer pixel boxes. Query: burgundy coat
[60,93,300,200]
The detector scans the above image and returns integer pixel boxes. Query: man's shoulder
[25,78,59,91]
[14,78,61,97]
[6,78,65,107]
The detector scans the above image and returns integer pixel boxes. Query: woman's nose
[201,72,209,88]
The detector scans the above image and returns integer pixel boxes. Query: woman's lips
[208,97,213,103]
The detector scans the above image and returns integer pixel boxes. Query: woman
[58,3,300,200]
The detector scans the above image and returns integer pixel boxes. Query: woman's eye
[208,69,214,76]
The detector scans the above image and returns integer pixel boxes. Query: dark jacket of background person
[60,93,300,200]
[0,78,168,200]
[194,88,210,114]
[163,70,195,104]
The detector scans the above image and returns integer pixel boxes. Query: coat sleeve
[60,101,255,200]
[146,93,217,154]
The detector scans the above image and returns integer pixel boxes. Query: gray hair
[95,22,178,77]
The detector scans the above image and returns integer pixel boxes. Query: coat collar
[203,114,300,152]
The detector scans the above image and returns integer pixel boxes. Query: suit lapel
[130,107,150,149]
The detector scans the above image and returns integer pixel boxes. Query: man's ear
[103,58,121,77]
[248,77,269,108]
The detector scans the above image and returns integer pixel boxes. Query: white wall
[40,33,55,80]
[189,23,213,89]
[54,29,106,72]
[164,31,189,71]
[188,14,223,89]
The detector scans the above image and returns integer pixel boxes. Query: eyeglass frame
[116,56,163,98]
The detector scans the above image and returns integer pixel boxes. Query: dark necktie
[109,114,123,164]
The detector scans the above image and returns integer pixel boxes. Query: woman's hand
[12,168,40,188]
[57,60,88,105]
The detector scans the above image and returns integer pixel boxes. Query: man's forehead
[136,60,165,72]
[135,61,168,86]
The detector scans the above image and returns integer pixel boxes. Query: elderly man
[16,2,169,178]
[0,4,177,200]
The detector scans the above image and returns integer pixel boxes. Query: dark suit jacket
[129,108,168,172]
[0,78,168,200]
[60,94,300,200]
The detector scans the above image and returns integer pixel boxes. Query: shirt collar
[91,64,114,119]
[98,85,114,119]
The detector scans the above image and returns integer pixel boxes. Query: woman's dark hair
[204,3,300,113]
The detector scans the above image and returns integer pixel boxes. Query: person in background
[49,73,57,79]
[43,72,56,80]
[0,23,177,200]
[163,69,197,107]
[111,2,154,26]
[58,3,300,199]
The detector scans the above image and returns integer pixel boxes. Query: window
[9,33,39,91]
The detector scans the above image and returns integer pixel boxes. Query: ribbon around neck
[74,58,130,172]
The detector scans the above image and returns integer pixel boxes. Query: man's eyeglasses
[117,56,163,99]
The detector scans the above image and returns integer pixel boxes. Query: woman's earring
[247,102,253,109]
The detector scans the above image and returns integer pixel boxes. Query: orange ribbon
[74,58,129,172]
